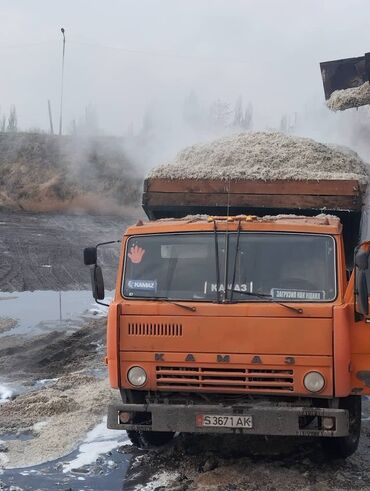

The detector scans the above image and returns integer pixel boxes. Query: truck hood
[119,312,333,356]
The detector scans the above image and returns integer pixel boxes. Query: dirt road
[0,211,133,292]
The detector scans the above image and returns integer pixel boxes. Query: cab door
[350,242,370,395]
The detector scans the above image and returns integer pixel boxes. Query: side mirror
[355,248,370,316]
[84,247,97,266]
[90,265,105,300]
[83,239,120,306]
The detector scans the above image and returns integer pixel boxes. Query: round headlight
[303,371,325,393]
[127,366,147,387]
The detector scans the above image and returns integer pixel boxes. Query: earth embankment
[0,133,142,215]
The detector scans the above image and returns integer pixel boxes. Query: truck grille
[156,366,294,393]
[128,323,183,337]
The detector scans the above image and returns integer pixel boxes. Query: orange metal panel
[120,301,334,318]
[107,302,120,388]
[119,315,333,356]
[333,304,351,396]
[125,217,342,237]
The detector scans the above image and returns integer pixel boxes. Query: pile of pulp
[149,132,369,184]
[326,81,370,111]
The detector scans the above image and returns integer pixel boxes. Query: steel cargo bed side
[142,178,364,219]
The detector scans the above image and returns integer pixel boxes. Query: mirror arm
[96,240,121,251]
[95,298,110,307]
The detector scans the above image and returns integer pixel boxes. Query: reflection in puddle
[0,290,113,337]
[1,432,34,442]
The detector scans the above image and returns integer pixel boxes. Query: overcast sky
[2,1,370,136]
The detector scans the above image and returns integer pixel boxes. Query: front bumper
[107,402,349,437]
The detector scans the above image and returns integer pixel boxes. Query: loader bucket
[320,52,370,100]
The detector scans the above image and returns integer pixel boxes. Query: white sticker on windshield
[128,279,157,291]
[271,289,325,300]
[203,281,253,294]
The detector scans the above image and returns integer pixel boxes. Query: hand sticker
[128,245,145,264]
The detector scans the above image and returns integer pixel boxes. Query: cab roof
[124,214,342,236]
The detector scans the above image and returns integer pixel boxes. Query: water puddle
[0,419,131,490]
[63,418,130,473]
[0,290,113,337]
[1,432,34,442]
[0,290,133,489]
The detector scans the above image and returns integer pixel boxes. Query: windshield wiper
[213,221,221,304]
[170,301,196,312]
[229,289,303,314]
[229,219,242,303]
[151,297,197,312]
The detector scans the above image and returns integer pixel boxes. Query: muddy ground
[123,418,370,490]
[0,316,106,384]
[1,211,370,490]
[0,211,133,292]
[0,319,116,466]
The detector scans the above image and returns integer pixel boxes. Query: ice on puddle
[0,384,13,403]
[63,417,130,473]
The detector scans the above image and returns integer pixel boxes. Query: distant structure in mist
[0,105,18,133]
[59,27,66,136]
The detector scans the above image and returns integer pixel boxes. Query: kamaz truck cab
[84,177,370,458]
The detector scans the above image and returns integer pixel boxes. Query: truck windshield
[122,232,336,302]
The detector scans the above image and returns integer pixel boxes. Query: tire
[126,429,174,448]
[320,396,361,459]
[121,389,175,449]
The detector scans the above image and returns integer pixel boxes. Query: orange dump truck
[84,177,370,457]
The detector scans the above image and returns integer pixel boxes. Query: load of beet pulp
[148,132,368,183]
[144,132,369,221]
[326,82,370,111]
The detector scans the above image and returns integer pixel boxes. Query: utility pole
[59,27,66,136]
[48,100,54,135]
[59,291,62,321]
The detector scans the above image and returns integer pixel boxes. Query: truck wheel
[320,396,361,459]
[120,390,174,448]
[126,430,174,449]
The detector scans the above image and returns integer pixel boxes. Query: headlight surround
[127,366,147,387]
[303,371,325,393]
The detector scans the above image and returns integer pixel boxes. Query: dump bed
[143,177,366,266]
[143,177,364,219]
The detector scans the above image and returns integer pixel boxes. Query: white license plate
[196,414,253,429]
